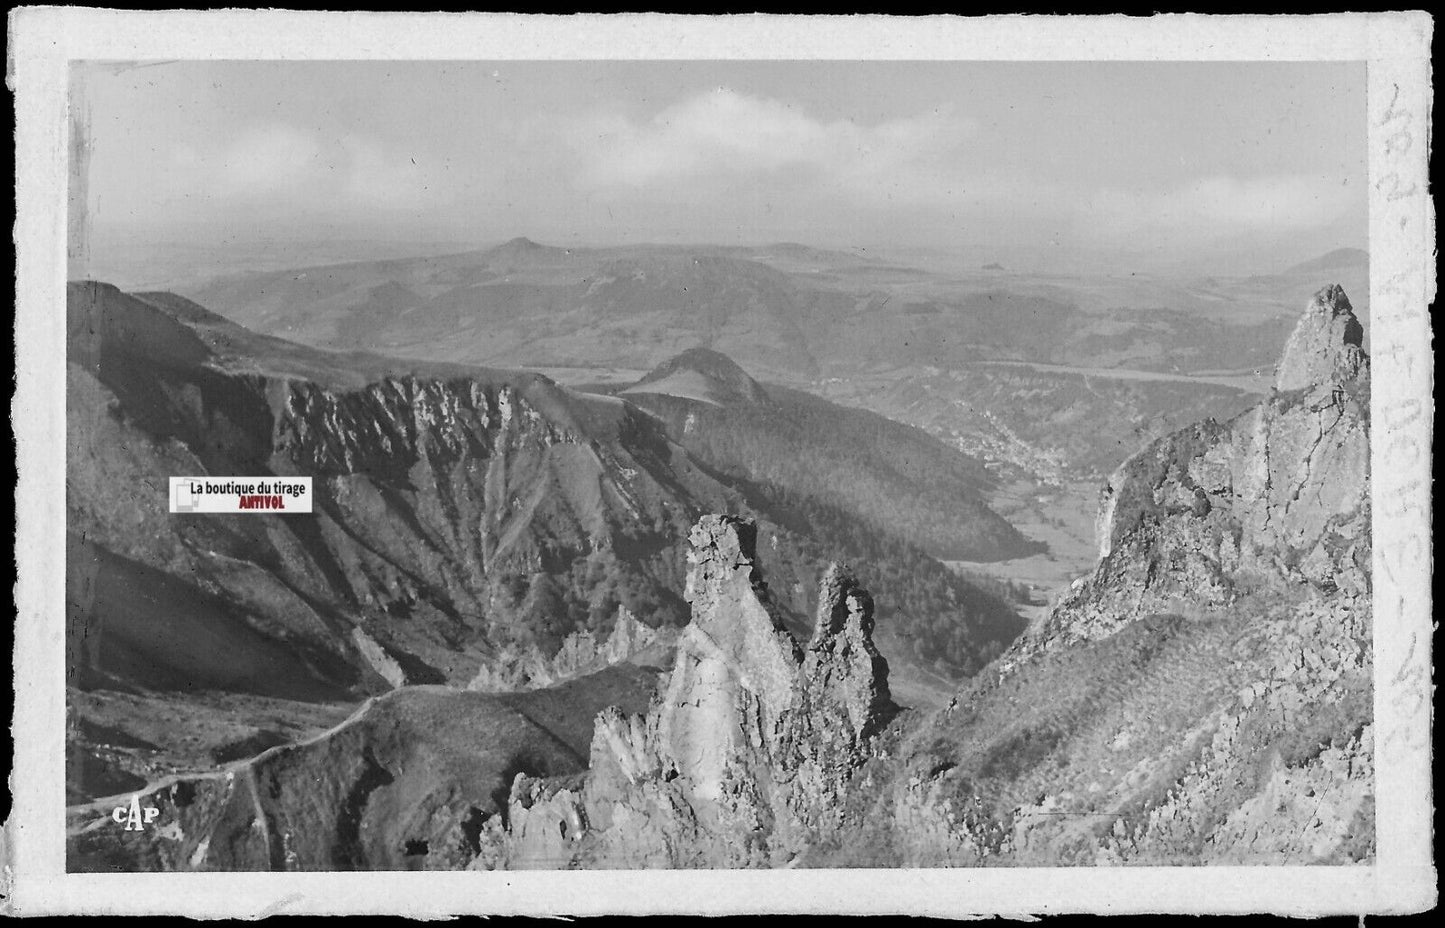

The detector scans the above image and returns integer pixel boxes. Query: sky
[73,60,1367,276]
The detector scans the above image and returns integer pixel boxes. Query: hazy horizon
[72,60,1366,282]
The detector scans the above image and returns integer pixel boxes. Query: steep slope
[69,282,1021,691]
[74,517,902,871]
[807,364,1261,481]
[1283,247,1369,277]
[865,284,1373,866]
[476,516,900,869]
[618,348,1040,561]
[623,346,772,408]
[1042,285,1369,649]
[68,665,661,872]
[69,284,1373,871]
[491,280,1375,870]
[68,281,716,698]
[67,282,1028,808]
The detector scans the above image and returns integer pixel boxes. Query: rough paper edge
[6,8,1436,917]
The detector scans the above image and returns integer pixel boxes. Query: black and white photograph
[8,9,1434,917]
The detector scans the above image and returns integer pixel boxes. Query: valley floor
[523,366,649,388]
[948,477,1101,630]
[546,361,1105,643]
[964,359,1271,392]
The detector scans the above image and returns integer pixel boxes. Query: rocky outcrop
[70,278,1376,872]
[1049,284,1370,647]
[1273,284,1369,392]
[879,284,1374,868]
[68,282,1023,711]
[65,282,713,694]
[472,515,897,868]
[69,514,899,872]
[891,586,1373,867]
[66,282,1040,822]
[467,606,674,692]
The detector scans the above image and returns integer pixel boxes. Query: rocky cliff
[865,284,1374,867]
[458,279,1377,869]
[67,282,711,697]
[69,516,900,871]
[1273,284,1370,391]
[69,281,1370,871]
[1043,283,1371,650]
[467,606,676,692]
[467,515,897,869]
[68,283,1011,702]
[66,281,1025,817]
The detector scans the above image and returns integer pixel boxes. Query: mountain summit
[1063,283,1370,645]
[481,236,574,268]
[623,347,772,408]
[1283,247,1369,276]
[488,515,898,867]
[1274,284,1369,392]
[615,346,1040,564]
[874,284,1375,866]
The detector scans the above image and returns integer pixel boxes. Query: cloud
[167,124,467,218]
[338,134,449,209]
[1087,173,1357,240]
[97,87,1359,270]
[1176,174,1354,229]
[218,124,324,193]
[542,91,1358,259]
[564,89,976,203]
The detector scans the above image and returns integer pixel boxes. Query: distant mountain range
[1283,247,1369,276]
[179,239,1369,385]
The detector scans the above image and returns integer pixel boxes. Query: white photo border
[8,9,1435,916]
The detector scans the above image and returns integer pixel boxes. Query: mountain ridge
[615,345,1040,562]
[1283,247,1369,277]
[65,280,1031,825]
[878,282,1373,865]
[68,281,1374,871]
[623,346,773,408]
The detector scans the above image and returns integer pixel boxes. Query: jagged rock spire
[497,515,898,867]
[1274,284,1370,392]
[806,563,894,748]
[661,515,802,800]
[811,563,872,642]
[1057,282,1373,653]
